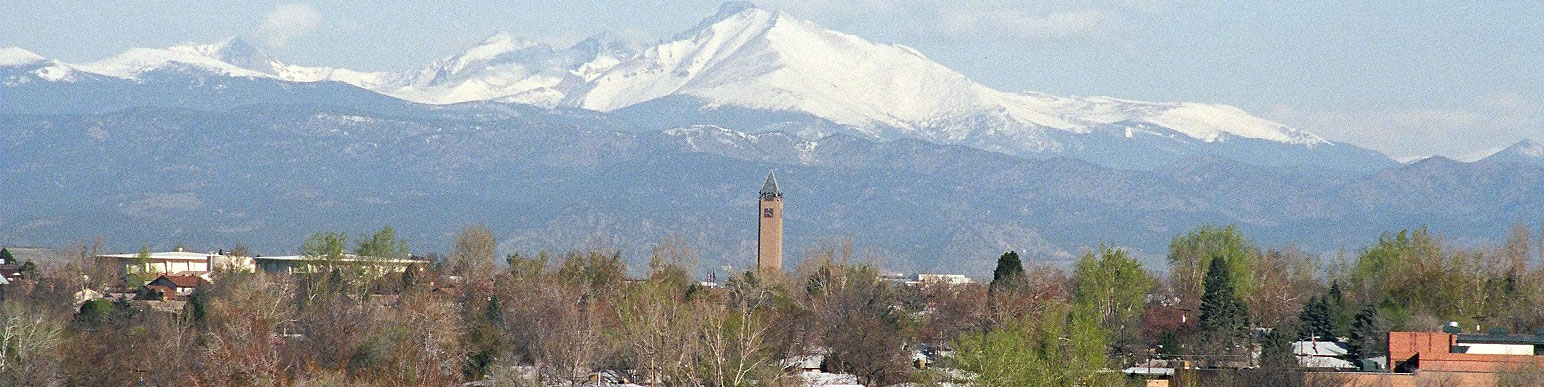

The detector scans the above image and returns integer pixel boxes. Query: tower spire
[760,171,782,198]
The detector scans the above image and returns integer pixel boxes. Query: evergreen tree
[18,261,37,280]
[1168,225,1259,311]
[1260,327,1295,368]
[400,264,417,290]
[1297,296,1319,339]
[464,295,502,378]
[1326,281,1343,306]
[1250,326,1304,386]
[1346,305,1385,360]
[1199,256,1249,350]
[75,299,113,328]
[0,248,13,264]
[1325,281,1351,337]
[1297,296,1333,340]
[990,251,1025,291]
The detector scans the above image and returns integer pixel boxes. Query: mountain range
[3,2,1540,275]
[4,2,1398,171]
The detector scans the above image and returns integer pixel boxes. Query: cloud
[1267,93,1540,161]
[258,3,322,48]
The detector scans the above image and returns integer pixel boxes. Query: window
[763,208,775,218]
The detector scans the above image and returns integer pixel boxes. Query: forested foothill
[3,223,1544,386]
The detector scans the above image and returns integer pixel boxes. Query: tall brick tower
[757,171,783,273]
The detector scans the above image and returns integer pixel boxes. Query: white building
[1293,340,1356,369]
[252,254,420,275]
[96,248,254,275]
[916,273,973,285]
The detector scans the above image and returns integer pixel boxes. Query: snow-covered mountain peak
[678,1,776,37]
[0,47,47,66]
[1475,140,1544,166]
[78,38,275,79]
[0,47,87,84]
[1496,139,1544,158]
[433,33,547,76]
[371,31,639,106]
[170,37,283,74]
[167,37,249,58]
[560,3,1332,149]
[4,1,1351,161]
[569,3,1051,130]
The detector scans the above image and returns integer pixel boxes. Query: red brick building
[1388,331,1544,373]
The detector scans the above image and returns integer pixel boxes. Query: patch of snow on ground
[798,370,863,386]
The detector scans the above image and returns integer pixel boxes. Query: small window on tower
[763,208,774,218]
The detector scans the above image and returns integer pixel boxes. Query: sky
[4,1,1540,161]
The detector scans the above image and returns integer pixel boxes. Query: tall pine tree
[1297,296,1334,340]
[1325,281,1351,337]
[1346,305,1385,360]
[990,251,1026,291]
[1199,256,1250,351]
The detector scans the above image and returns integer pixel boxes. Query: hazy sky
[5,1,1539,161]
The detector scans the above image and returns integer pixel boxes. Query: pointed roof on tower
[760,171,782,197]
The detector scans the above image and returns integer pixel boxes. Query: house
[147,274,207,297]
[143,284,177,300]
[781,354,824,373]
[1293,340,1355,369]
[0,263,24,282]
[1388,331,1544,373]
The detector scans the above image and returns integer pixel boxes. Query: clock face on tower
[763,208,775,218]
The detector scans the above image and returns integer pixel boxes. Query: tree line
[2,223,1543,386]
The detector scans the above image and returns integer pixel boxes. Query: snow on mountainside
[1,47,87,83]
[1481,139,1544,166]
[1,2,1366,165]
[0,47,46,66]
[567,2,1326,148]
[379,32,638,106]
[75,37,397,87]
[79,38,275,79]
[7,34,632,107]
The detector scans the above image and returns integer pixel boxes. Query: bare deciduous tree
[0,302,64,385]
[450,225,497,284]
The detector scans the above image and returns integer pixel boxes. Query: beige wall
[132,259,207,275]
[758,196,783,273]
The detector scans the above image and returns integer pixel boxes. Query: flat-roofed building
[253,254,421,275]
[96,248,254,275]
[1389,331,1544,373]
